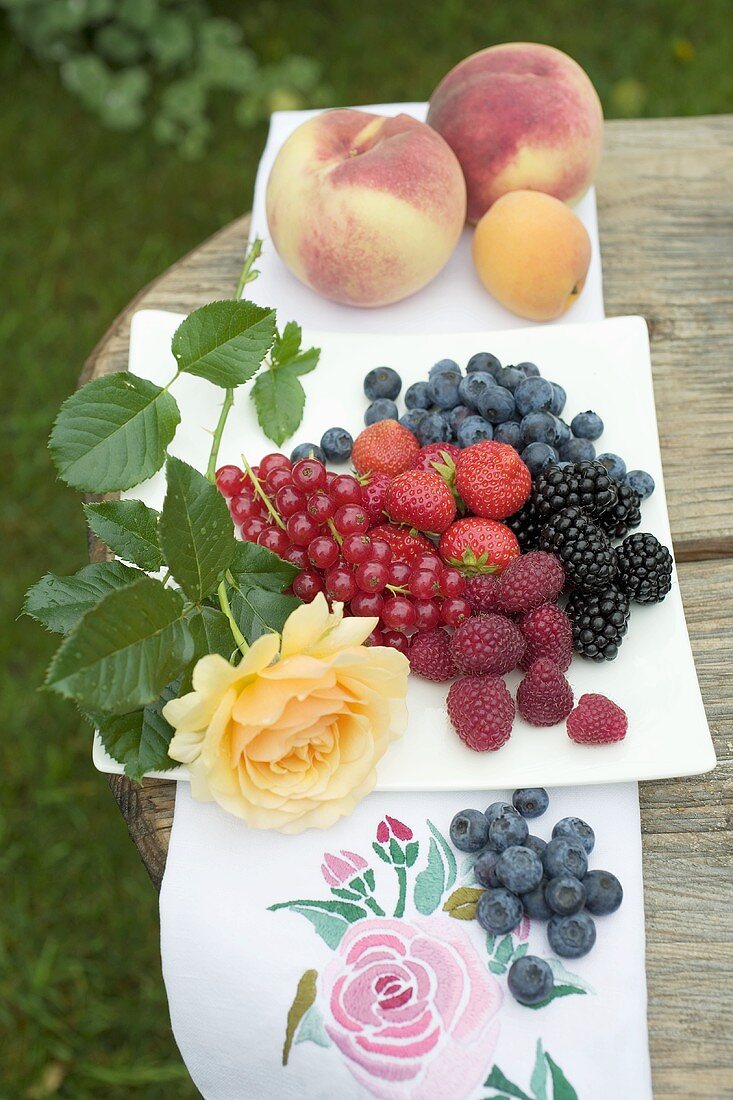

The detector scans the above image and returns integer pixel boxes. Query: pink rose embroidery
[321,915,502,1100]
[322,850,369,887]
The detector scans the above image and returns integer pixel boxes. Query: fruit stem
[241,455,286,530]
[326,518,343,546]
[385,583,407,595]
[235,237,263,299]
[206,388,234,482]
[217,579,249,657]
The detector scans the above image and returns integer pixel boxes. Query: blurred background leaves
[2,1,732,1096]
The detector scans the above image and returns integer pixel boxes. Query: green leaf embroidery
[405,841,419,868]
[495,934,515,965]
[484,1065,533,1100]
[545,1053,578,1100]
[251,366,309,447]
[229,541,298,592]
[84,499,163,571]
[293,1004,331,1050]
[388,837,405,865]
[282,969,317,1066]
[371,842,391,865]
[159,456,236,602]
[269,899,366,949]
[489,959,507,975]
[330,887,364,903]
[49,372,180,492]
[546,957,595,994]
[413,839,446,916]
[93,679,180,781]
[181,606,237,691]
[171,299,276,388]
[513,942,529,961]
[45,576,193,714]
[23,561,142,635]
[530,1039,548,1100]
[364,868,376,891]
[269,898,367,923]
[442,886,483,921]
[426,819,457,890]
[522,984,588,1010]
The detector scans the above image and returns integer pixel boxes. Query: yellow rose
[163,594,409,833]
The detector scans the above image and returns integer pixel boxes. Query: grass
[2,2,731,1095]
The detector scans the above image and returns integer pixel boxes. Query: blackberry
[539,507,618,591]
[532,461,617,522]
[597,482,642,540]
[566,585,630,660]
[505,498,541,551]
[617,532,673,603]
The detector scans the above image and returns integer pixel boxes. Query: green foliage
[159,456,235,601]
[226,542,300,643]
[92,679,181,782]
[24,560,142,634]
[251,321,320,446]
[172,299,276,388]
[84,499,163,571]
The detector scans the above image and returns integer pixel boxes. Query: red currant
[365,627,385,647]
[240,516,269,542]
[409,569,440,599]
[440,568,466,597]
[388,561,412,587]
[413,599,441,632]
[230,495,264,524]
[284,545,309,570]
[257,527,290,555]
[308,535,340,570]
[333,504,370,536]
[275,485,306,518]
[259,453,291,479]
[286,512,321,546]
[381,629,409,655]
[330,474,363,507]
[265,468,293,494]
[292,570,325,602]
[325,564,358,601]
[369,538,392,566]
[215,465,245,497]
[350,591,384,617]
[412,552,444,575]
[441,597,472,627]
[382,596,417,632]
[292,458,327,493]
[306,491,335,523]
[342,533,372,565]
[355,561,388,593]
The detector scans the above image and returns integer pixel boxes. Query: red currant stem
[385,584,407,595]
[235,236,263,299]
[206,388,234,482]
[326,518,343,546]
[241,455,286,530]
[217,579,249,657]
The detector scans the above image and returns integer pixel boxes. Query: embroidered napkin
[158,104,652,1100]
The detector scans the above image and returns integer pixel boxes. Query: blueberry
[448,405,472,434]
[494,366,525,392]
[520,411,561,447]
[552,816,595,854]
[550,383,566,416]
[543,836,588,880]
[545,874,586,915]
[570,410,604,441]
[493,421,522,448]
[400,409,428,434]
[495,845,544,894]
[418,411,452,445]
[554,417,572,446]
[365,398,398,425]
[559,436,596,462]
[515,377,554,416]
[458,371,496,410]
[517,361,541,378]
[522,442,558,476]
[524,834,547,859]
[467,352,501,377]
[458,415,493,447]
[626,469,655,500]
[484,801,515,824]
[477,385,515,424]
[597,452,627,481]
[430,358,461,378]
[512,788,549,818]
[290,442,325,463]
[474,849,501,888]
[429,370,462,409]
[583,870,623,915]
[450,808,490,852]
[507,955,554,1006]
[547,911,597,958]
[404,381,432,410]
[320,427,353,462]
[489,811,529,852]
[476,887,523,935]
[364,366,401,401]
[521,878,553,920]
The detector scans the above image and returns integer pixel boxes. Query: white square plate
[93,311,715,788]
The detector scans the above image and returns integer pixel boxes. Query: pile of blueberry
[449,789,623,1006]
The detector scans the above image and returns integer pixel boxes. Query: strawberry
[386,469,457,534]
[360,472,391,523]
[439,517,520,575]
[455,440,532,520]
[352,421,420,478]
[413,442,461,473]
[370,523,436,564]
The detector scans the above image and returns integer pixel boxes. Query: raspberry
[450,613,525,675]
[517,658,574,727]
[496,550,565,613]
[519,604,573,672]
[567,693,628,745]
[464,573,501,613]
[447,675,515,751]
[409,629,457,681]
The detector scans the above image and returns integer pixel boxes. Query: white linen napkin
[159,104,652,1099]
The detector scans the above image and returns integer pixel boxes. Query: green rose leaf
[229,541,298,592]
[172,299,276,388]
[159,456,236,602]
[24,561,142,635]
[93,679,180,781]
[251,365,308,447]
[84,499,163,570]
[229,586,300,645]
[45,576,193,714]
[181,606,237,691]
[49,372,180,492]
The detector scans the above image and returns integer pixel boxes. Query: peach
[428,42,603,223]
[265,109,467,307]
[472,190,591,322]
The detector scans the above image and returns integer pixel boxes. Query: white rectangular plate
[93,312,715,788]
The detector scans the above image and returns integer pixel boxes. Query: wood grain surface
[83,116,733,1098]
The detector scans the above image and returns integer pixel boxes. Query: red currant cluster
[216,454,473,654]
